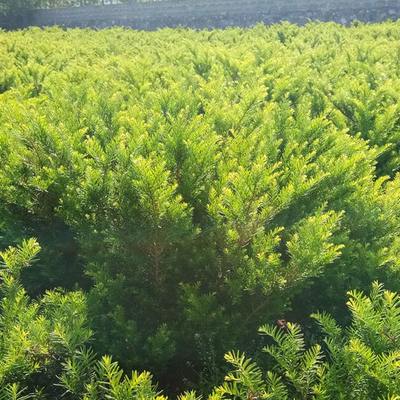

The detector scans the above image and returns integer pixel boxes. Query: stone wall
[0,0,399,30]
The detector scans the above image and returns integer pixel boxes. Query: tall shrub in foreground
[0,240,163,399]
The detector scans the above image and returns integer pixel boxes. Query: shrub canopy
[0,22,399,394]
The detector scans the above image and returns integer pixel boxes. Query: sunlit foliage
[0,22,399,393]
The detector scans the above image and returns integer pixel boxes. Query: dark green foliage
[3,241,400,398]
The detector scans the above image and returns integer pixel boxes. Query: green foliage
[0,22,400,393]
[0,239,89,396]
[0,240,163,399]
[259,323,325,398]
[312,282,400,399]
[215,283,400,399]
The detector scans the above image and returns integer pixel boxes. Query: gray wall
[0,0,399,30]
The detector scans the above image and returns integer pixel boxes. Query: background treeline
[0,0,164,15]
[0,21,400,398]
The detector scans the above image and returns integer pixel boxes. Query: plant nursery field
[0,22,400,399]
